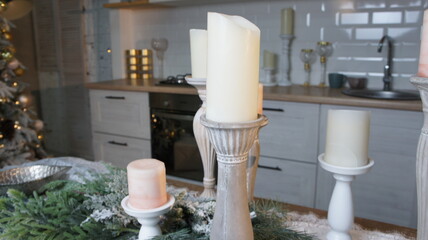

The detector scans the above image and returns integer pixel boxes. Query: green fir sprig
[0,165,315,240]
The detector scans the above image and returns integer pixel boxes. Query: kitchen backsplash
[87,0,427,90]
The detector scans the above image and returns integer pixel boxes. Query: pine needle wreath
[0,166,315,240]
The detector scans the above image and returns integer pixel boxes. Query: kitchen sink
[342,89,420,100]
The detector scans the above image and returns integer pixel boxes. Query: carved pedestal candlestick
[319,154,374,240]
[410,76,428,240]
[186,77,217,198]
[278,34,294,86]
[121,195,175,240]
[201,114,267,240]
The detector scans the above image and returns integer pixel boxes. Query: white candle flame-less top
[324,110,371,168]
[418,9,428,77]
[127,159,167,210]
[190,29,207,79]
[206,12,260,122]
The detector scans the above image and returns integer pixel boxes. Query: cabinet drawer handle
[108,141,128,147]
[105,96,125,100]
[263,107,284,112]
[258,164,282,171]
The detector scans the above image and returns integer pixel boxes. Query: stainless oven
[150,92,203,181]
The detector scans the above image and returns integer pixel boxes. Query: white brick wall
[99,0,427,90]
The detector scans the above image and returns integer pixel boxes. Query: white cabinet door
[259,101,320,163]
[316,104,422,228]
[254,156,317,207]
[90,90,151,139]
[93,132,152,168]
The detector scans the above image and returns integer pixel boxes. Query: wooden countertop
[86,79,422,111]
[167,179,417,239]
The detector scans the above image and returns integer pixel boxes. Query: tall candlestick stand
[278,34,294,86]
[201,114,267,240]
[318,154,374,240]
[410,76,428,240]
[186,76,217,198]
[121,195,175,240]
[247,118,268,203]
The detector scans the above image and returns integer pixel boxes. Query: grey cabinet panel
[316,104,422,228]
[254,156,317,207]
[93,132,152,168]
[259,101,320,163]
[90,90,151,139]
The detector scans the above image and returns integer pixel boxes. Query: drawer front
[259,100,320,163]
[254,156,317,208]
[90,90,151,139]
[93,132,152,168]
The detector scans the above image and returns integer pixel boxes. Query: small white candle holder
[201,114,267,240]
[121,195,175,240]
[261,67,276,86]
[186,76,217,199]
[410,76,428,240]
[318,154,374,240]
[279,34,294,86]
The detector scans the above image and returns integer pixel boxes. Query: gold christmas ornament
[2,31,11,41]
[18,93,31,107]
[13,66,25,76]
[37,134,43,140]
[12,81,18,87]
[0,1,7,13]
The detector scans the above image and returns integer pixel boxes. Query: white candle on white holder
[127,159,167,210]
[324,110,371,168]
[281,8,294,35]
[418,9,428,78]
[263,50,275,69]
[206,12,260,123]
[190,29,208,78]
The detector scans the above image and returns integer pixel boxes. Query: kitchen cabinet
[255,100,320,207]
[89,89,152,167]
[316,104,422,228]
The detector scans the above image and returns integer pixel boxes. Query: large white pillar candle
[127,159,167,210]
[281,8,294,35]
[263,50,275,69]
[418,9,428,77]
[206,12,260,122]
[324,110,371,168]
[190,29,207,78]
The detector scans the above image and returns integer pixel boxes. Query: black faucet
[377,35,393,91]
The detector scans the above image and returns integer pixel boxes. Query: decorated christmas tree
[0,16,47,167]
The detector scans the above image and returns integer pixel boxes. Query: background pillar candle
[281,8,294,35]
[190,29,207,78]
[263,50,275,69]
[419,10,428,78]
[206,12,260,123]
[127,159,167,210]
[324,110,371,168]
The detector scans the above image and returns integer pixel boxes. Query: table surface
[166,179,417,239]
[86,79,422,111]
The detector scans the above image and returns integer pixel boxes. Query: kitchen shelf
[103,1,172,9]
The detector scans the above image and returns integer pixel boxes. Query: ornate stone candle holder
[186,76,217,199]
[200,114,267,240]
[121,195,175,240]
[318,154,374,240]
[410,76,427,240]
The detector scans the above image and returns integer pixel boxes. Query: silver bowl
[0,165,71,195]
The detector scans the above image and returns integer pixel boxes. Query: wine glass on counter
[300,49,316,86]
[151,38,168,80]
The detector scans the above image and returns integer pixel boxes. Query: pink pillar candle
[418,9,428,77]
[127,159,168,210]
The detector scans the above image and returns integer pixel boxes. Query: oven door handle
[153,112,195,121]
